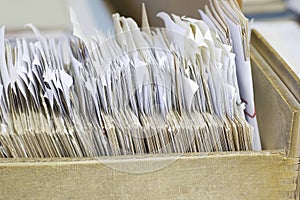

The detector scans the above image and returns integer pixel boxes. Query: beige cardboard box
[251,30,300,199]
[0,30,299,199]
[0,151,297,199]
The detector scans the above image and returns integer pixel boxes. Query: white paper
[223,9,261,150]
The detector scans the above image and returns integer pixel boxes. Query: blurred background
[0,0,299,76]
[0,0,299,34]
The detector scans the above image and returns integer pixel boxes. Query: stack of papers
[0,0,260,158]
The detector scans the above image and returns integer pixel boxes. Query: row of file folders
[0,0,262,158]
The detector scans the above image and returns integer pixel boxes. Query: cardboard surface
[0,151,298,199]
[251,30,300,159]
[251,45,300,158]
[251,30,300,199]
[297,162,300,200]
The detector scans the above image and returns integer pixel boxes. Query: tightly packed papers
[0,0,259,158]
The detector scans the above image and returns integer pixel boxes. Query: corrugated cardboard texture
[0,151,298,199]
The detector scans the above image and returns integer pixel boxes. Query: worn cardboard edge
[251,29,300,102]
[251,45,300,158]
[295,159,300,200]
[0,149,288,165]
[290,111,300,159]
[297,159,300,200]
[0,151,298,200]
